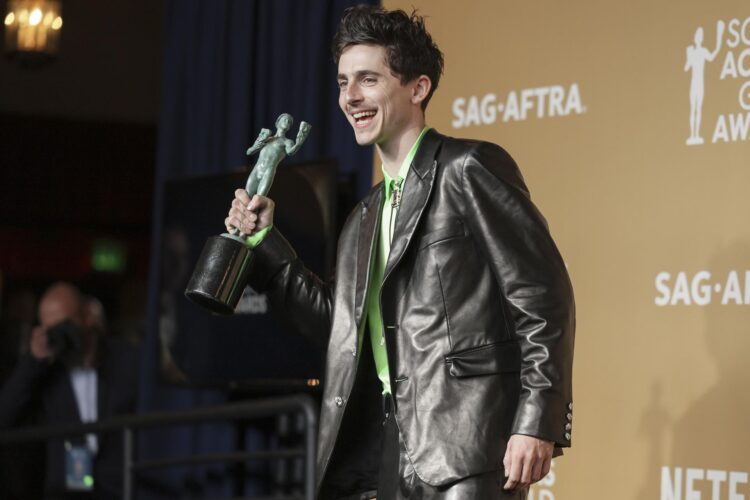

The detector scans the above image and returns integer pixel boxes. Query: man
[226,6,574,499]
[0,283,140,499]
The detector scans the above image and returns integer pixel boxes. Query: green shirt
[363,127,430,394]
[245,226,272,247]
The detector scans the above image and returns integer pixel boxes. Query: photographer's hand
[30,326,53,360]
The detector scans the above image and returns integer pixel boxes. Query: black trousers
[344,397,528,500]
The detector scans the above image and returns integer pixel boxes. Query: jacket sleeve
[246,227,334,346]
[0,354,51,428]
[459,142,575,447]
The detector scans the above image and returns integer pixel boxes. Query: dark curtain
[138,0,376,496]
[155,0,375,184]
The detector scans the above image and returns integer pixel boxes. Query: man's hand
[29,326,53,361]
[503,434,554,491]
[225,189,275,236]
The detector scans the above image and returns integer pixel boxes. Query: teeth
[353,111,376,119]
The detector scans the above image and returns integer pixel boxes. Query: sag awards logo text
[685,16,750,145]
[450,83,586,129]
[654,271,750,306]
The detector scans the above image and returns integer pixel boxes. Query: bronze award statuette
[184,114,311,314]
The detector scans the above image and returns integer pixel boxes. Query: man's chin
[353,130,378,146]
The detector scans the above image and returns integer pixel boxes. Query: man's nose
[344,83,362,105]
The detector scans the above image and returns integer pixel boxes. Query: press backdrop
[383,1,750,499]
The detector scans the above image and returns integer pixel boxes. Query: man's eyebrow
[337,70,383,80]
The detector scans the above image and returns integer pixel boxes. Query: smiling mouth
[352,110,377,128]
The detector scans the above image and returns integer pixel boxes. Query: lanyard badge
[65,441,94,491]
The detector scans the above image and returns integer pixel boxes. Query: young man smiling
[226,5,575,499]
[337,42,430,176]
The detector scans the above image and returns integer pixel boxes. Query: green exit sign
[91,239,127,273]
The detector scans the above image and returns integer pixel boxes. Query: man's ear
[411,75,432,106]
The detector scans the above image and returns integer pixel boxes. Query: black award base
[184,234,254,315]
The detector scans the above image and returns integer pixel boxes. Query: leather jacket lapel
[354,187,383,326]
[384,130,441,282]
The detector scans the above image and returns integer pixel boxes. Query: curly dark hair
[332,5,444,110]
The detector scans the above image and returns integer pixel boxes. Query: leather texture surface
[248,129,576,493]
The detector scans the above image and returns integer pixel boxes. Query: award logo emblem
[685,21,725,146]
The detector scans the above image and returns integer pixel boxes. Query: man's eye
[337,81,347,90]
[362,77,376,85]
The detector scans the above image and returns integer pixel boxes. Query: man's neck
[377,121,425,178]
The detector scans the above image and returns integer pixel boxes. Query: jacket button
[568,402,573,411]
[334,396,344,407]
[565,423,572,431]
[351,348,357,357]
[566,413,573,421]
[564,432,571,441]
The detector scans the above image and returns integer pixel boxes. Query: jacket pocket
[417,220,466,250]
[444,339,521,377]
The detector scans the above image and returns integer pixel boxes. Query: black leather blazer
[248,129,575,492]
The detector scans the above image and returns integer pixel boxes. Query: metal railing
[0,394,318,500]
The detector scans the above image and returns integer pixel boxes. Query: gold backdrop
[381,1,750,498]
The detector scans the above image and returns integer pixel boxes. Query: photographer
[0,282,139,499]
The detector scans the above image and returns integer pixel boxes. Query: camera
[46,320,85,360]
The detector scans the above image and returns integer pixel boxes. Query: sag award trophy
[184,113,311,314]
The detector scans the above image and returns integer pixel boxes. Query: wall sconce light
[4,0,63,66]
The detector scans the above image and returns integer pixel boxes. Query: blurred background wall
[0,0,162,313]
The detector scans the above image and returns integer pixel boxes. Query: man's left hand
[502,434,554,491]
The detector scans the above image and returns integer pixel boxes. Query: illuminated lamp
[3,0,63,66]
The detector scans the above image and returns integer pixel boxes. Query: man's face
[39,295,74,329]
[337,44,415,147]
